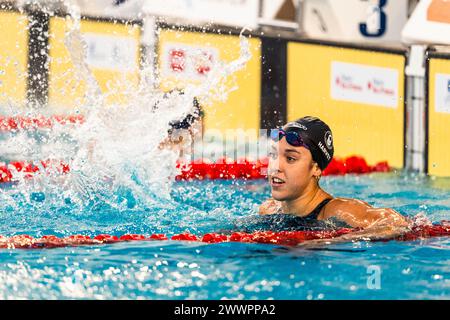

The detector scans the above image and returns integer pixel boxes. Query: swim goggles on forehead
[270,128,310,149]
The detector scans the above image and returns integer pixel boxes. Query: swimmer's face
[268,138,321,201]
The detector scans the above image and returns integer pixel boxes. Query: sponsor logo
[286,122,308,130]
[168,49,186,72]
[335,75,363,92]
[324,131,333,149]
[318,141,331,160]
[331,61,398,108]
[162,43,218,80]
[367,78,395,96]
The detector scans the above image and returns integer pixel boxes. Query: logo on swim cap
[286,122,307,131]
[325,131,333,150]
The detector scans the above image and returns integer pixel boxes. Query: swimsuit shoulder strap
[305,198,333,220]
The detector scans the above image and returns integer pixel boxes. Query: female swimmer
[259,116,409,243]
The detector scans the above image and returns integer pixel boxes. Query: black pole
[260,36,287,132]
[26,9,50,107]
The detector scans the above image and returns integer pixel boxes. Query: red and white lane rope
[1,222,449,249]
[0,115,84,131]
[0,156,390,183]
[175,156,390,180]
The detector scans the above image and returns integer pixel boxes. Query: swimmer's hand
[259,198,282,215]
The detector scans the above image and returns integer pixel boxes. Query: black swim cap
[282,116,334,170]
[169,97,203,130]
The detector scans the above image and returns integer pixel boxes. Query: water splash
[0,1,253,213]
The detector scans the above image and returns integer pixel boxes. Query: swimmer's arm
[332,208,410,242]
[298,199,410,246]
[324,198,410,229]
[259,198,282,215]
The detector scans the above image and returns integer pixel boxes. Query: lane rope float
[0,156,390,183]
[1,221,448,249]
[0,115,84,131]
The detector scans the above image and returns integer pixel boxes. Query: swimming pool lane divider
[0,221,449,249]
[0,114,85,131]
[175,156,390,180]
[0,156,390,183]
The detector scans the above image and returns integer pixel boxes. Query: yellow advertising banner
[288,42,405,168]
[0,11,28,107]
[48,17,141,109]
[157,30,261,138]
[427,57,450,176]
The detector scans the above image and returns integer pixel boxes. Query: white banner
[76,0,259,28]
[330,61,399,108]
[143,0,259,28]
[83,33,139,72]
[435,73,450,113]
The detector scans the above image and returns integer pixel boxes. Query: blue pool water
[0,172,449,299]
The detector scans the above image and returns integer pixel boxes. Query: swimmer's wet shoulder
[258,196,407,228]
[321,198,408,228]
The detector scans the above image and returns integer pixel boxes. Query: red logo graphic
[335,76,362,91]
[194,51,213,75]
[167,46,216,77]
[169,49,186,72]
[367,79,394,96]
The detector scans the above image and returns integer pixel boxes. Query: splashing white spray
[1,0,253,212]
